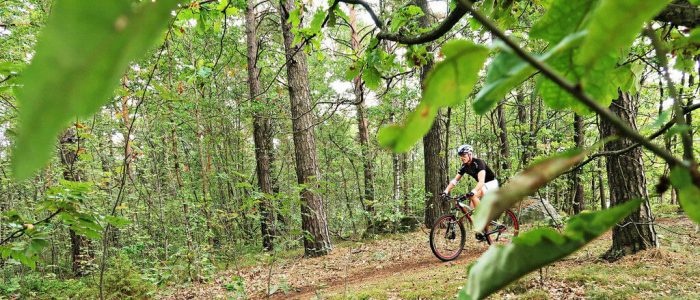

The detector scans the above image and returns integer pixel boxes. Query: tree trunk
[417,0,449,227]
[571,114,585,214]
[497,102,510,172]
[598,159,606,210]
[246,0,276,251]
[349,5,376,224]
[278,0,331,256]
[600,91,657,259]
[59,127,91,276]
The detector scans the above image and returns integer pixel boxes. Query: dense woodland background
[0,0,699,299]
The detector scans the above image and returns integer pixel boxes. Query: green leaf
[0,62,24,76]
[377,103,437,152]
[12,0,179,180]
[362,65,382,90]
[425,40,489,107]
[670,167,700,224]
[577,0,672,70]
[309,9,325,34]
[530,0,598,43]
[461,199,642,300]
[288,7,301,28]
[538,49,618,115]
[104,215,132,228]
[27,238,49,255]
[473,31,586,114]
[378,40,488,152]
[473,148,589,231]
[345,62,361,81]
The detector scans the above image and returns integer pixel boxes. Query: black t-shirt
[458,158,496,182]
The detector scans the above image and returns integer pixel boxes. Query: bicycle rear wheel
[486,209,519,246]
[430,214,466,261]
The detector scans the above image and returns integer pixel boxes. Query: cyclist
[440,144,499,209]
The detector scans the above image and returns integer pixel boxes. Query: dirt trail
[163,230,487,300]
[276,248,479,300]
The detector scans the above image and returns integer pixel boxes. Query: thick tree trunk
[600,91,657,259]
[418,0,449,227]
[571,114,585,214]
[278,0,331,256]
[349,6,376,222]
[246,0,276,251]
[59,127,91,276]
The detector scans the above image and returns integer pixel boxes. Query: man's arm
[443,174,463,194]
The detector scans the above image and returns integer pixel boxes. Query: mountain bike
[429,193,519,261]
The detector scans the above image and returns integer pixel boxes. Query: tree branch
[654,0,700,28]
[338,0,471,45]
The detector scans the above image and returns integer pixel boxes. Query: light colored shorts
[482,179,499,193]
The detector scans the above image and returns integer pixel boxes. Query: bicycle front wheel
[486,209,519,245]
[430,214,466,261]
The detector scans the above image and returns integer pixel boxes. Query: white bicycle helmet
[457,144,473,156]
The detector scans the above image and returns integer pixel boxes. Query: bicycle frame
[449,195,511,238]
[450,195,474,227]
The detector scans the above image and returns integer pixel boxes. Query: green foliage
[528,0,617,114]
[0,273,89,300]
[473,31,586,114]
[361,47,398,90]
[473,148,587,230]
[0,254,154,299]
[460,199,642,300]
[99,253,156,299]
[388,5,424,32]
[378,40,488,152]
[577,0,671,71]
[12,0,179,180]
[530,0,598,43]
[669,167,700,224]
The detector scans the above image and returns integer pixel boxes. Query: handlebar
[441,192,474,202]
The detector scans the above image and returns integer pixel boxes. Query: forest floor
[161,216,700,299]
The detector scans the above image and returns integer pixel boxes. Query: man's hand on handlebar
[466,191,475,198]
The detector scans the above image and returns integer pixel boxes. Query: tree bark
[417,0,449,227]
[246,0,276,251]
[600,91,657,259]
[598,159,606,210]
[59,127,91,276]
[571,114,585,214]
[278,0,331,256]
[497,102,510,172]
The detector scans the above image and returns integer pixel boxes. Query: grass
[323,261,468,300]
[319,216,700,299]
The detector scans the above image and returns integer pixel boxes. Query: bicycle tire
[430,214,466,261]
[485,209,519,245]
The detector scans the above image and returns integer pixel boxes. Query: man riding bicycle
[430,145,516,260]
[440,144,499,209]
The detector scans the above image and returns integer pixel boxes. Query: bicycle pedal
[475,233,486,241]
